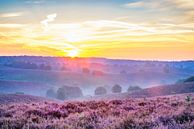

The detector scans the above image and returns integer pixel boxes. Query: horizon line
[0,55,194,62]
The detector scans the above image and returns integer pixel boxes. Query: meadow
[0,93,193,129]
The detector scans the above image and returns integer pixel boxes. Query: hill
[129,82,194,98]
[0,94,53,104]
[0,56,194,91]
[79,82,194,100]
[0,80,48,96]
[184,76,194,83]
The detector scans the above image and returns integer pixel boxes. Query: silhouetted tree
[94,87,107,95]
[46,88,56,98]
[120,70,127,75]
[57,85,83,100]
[15,92,24,95]
[82,68,90,74]
[163,64,170,73]
[92,70,104,76]
[61,66,66,71]
[112,84,122,93]
[184,76,194,83]
[39,64,52,70]
[175,79,186,84]
[6,61,38,70]
[127,86,142,93]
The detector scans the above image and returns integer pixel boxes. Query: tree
[56,85,83,100]
[175,79,186,84]
[184,76,194,83]
[46,88,56,98]
[6,61,38,70]
[112,84,122,93]
[120,70,127,75]
[94,87,107,95]
[61,66,66,71]
[82,68,90,74]
[163,64,170,73]
[39,64,52,70]
[127,86,142,93]
[92,70,104,76]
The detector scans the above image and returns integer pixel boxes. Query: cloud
[124,0,194,23]
[124,1,166,9]
[0,12,23,17]
[41,13,57,31]
[25,0,45,4]
[1,19,193,56]
[125,0,194,10]
[36,19,194,44]
[0,24,25,28]
[172,0,194,10]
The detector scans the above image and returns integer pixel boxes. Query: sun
[67,49,78,57]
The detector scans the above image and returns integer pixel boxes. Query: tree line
[46,84,142,100]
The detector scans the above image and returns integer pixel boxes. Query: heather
[0,93,193,129]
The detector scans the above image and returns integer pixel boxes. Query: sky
[0,0,194,60]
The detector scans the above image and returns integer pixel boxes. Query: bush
[163,64,170,73]
[5,61,38,70]
[46,88,56,98]
[127,86,142,93]
[94,87,107,95]
[120,70,127,75]
[112,84,122,93]
[92,70,104,76]
[184,76,194,83]
[15,92,24,95]
[175,79,186,84]
[56,86,83,100]
[82,68,90,74]
[39,64,52,70]
[61,66,66,71]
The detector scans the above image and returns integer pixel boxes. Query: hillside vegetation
[0,93,193,129]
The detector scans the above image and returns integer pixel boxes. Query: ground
[0,93,194,129]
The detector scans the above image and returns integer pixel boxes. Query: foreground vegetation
[0,93,193,129]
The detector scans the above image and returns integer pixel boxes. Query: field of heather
[0,93,193,129]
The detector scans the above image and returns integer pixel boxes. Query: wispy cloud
[25,0,45,4]
[0,12,23,17]
[124,1,167,9]
[0,24,25,28]
[41,13,57,31]
[124,0,194,23]
[173,0,194,10]
[125,0,194,10]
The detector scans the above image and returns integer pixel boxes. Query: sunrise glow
[67,49,79,58]
[0,0,194,60]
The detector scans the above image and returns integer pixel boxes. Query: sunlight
[64,31,86,42]
[67,49,79,57]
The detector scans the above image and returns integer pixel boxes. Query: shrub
[82,68,90,74]
[92,70,104,76]
[163,64,170,73]
[184,76,194,83]
[46,88,56,98]
[39,64,52,70]
[94,87,107,95]
[127,86,142,93]
[56,86,83,100]
[112,84,122,93]
[15,92,25,95]
[120,70,127,75]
